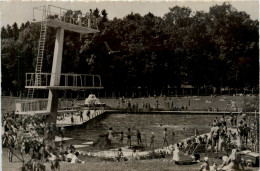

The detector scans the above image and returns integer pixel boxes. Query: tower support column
[46,27,64,141]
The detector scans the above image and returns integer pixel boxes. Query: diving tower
[15,5,103,141]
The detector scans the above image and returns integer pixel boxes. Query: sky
[0,0,259,27]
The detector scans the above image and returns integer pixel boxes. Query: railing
[33,5,98,29]
[15,99,79,114]
[15,99,48,113]
[33,6,47,22]
[25,73,103,89]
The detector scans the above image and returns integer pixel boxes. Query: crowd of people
[115,95,233,112]
[101,112,259,170]
[170,112,259,170]
[116,96,190,112]
[2,111,87,171]
[102,125,176,151]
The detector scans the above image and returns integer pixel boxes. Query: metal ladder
[27,6,47,99]
[35,20,47,84]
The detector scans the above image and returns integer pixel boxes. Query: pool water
[65,114,219,151]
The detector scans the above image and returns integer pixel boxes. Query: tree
[6,24,13,38]
[1,4,258,94]
[12,22,19,40]
[1,26,8,39]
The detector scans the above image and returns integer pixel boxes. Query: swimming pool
[64,114,225,151]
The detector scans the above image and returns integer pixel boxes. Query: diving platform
[32,5,99,34]
[32,19,99,34]
[25,73,103,90]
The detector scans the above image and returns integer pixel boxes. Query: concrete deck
[56,109,105,127]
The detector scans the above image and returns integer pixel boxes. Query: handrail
[15,99,49,112]
[32,5,96,28]
[33,6,46,10]
[33,5,81,18]
[33,5,46,21]
[26,72,101,77]
[48,5,70,12]
[25,73,103,88]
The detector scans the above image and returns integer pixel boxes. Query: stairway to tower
[27,14,47,99]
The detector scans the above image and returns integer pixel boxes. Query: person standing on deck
[243,124,250,146]
[117,99,120,108]
[163,128,169,147]
[136,130,142,146]
[220,115,226,131]
[171,101,174,111]
[234,114,237,127]
[127,128,132,148]
[108,127,114,145]
[241,113,247,127]
[156,98,159,110]
[229,113,234,128]
[150,132,155,149]
[195,129,199,137]
[142,102,145,112]
[135,102,139,113]
[87,110,91,120]
[211,123,220,152]
[7,134,15,162]
[222,122,228,133]
[80,111,83,122]
[71,114,74,125]
[77,13,82,26]
[119,132,124,145]
[237,120,244,146]
[60,126,65,142]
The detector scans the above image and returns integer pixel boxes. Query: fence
[25,73,102,89]
[2,87,258,99]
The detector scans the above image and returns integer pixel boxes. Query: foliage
[1,3,259,95]
[242,96,259,112]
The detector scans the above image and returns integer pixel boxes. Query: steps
[27,10,47,99]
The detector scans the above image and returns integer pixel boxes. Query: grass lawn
[2,148,258,171]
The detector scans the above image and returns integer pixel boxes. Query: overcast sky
[0,0,259,27]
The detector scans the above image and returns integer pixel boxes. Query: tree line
[1,3,259,96]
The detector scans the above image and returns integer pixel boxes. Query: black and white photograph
[1,0,259,170]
